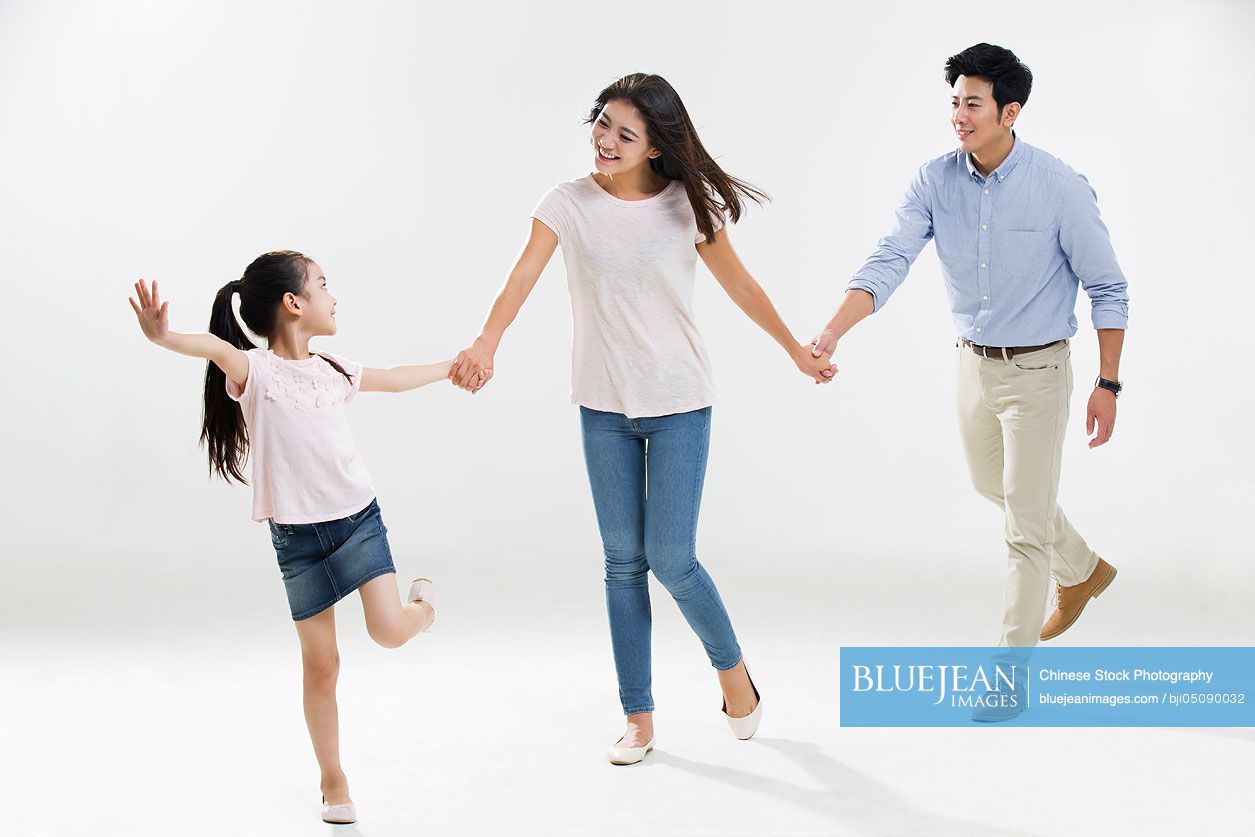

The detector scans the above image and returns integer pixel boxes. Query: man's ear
[1002,102,1022,129]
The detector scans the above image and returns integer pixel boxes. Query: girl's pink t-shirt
[226,348,375,524]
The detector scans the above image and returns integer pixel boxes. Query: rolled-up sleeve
[848,165,935,311]
[1059,173,1129,330]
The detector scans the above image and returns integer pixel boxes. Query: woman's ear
[282,292,302,315]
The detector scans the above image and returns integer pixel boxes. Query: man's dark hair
[944,43,1033,116]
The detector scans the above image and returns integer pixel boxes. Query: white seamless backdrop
[4,3,1255,835]
[1,0,1252,611]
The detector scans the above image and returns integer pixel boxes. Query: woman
[450,73,835,764]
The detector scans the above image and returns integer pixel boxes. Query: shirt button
[983,189,990,195]
[981,224,988,230]
[976,327,983,333]
[983,294,989,300]
[980,262,987,269]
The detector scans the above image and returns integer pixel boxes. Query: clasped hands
[448,338,496,393]
[447,332,840,394]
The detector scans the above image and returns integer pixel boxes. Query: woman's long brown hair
[587,73,768,245]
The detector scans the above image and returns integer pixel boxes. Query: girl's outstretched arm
[128,279,250,387]
[360,360,454,393]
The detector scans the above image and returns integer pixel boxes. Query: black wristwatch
[1095,377,1123,397]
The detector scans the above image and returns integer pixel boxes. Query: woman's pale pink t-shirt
[531,174,723,419]
[226,348,375,524]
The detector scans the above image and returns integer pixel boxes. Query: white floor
[5,549,1254,837]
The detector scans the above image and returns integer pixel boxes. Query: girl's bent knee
[368,624,409,649]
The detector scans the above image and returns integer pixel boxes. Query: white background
[3,1,1253,835]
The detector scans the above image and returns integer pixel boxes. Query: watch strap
[1095,377,1123,397]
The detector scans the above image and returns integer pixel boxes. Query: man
[811,44,1128,698]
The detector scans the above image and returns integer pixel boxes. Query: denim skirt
[267,498,397,620]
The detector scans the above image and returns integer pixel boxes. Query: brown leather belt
[960,338,1063,360]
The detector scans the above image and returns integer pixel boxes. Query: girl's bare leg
[294,606,350,805]
[357,573,434,648]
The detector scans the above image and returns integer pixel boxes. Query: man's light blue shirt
[848,136,1129,346]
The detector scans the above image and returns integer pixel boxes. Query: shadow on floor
[651,737,1040,837]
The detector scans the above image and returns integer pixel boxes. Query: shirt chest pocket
[997,229,1055,278]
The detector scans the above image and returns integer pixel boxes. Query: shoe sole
[1040,564,1117,641]
[410,578,435,632]
[608,745,653,766]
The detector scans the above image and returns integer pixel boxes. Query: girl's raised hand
[129,279,170,345]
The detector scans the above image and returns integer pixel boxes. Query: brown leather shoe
[1040,558,1117,641]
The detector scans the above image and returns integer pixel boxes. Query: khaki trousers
[956,340,1100,648]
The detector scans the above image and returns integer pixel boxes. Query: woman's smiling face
[591,99,659,173]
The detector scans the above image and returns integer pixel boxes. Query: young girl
[448,73,836,765]
[129,250,452,824]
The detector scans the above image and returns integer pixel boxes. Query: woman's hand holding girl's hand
[129,279,171,346]
[448,337,495,394]
[793,343,837,385]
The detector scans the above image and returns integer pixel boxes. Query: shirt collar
[964,131,1024,183]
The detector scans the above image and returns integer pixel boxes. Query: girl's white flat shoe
[722,665,763,740]
[321,797,357,824]
[607,734,655,765]
[408,577,434,632]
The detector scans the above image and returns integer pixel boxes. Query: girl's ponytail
[197,250,333,484]
[200,279,254,483]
